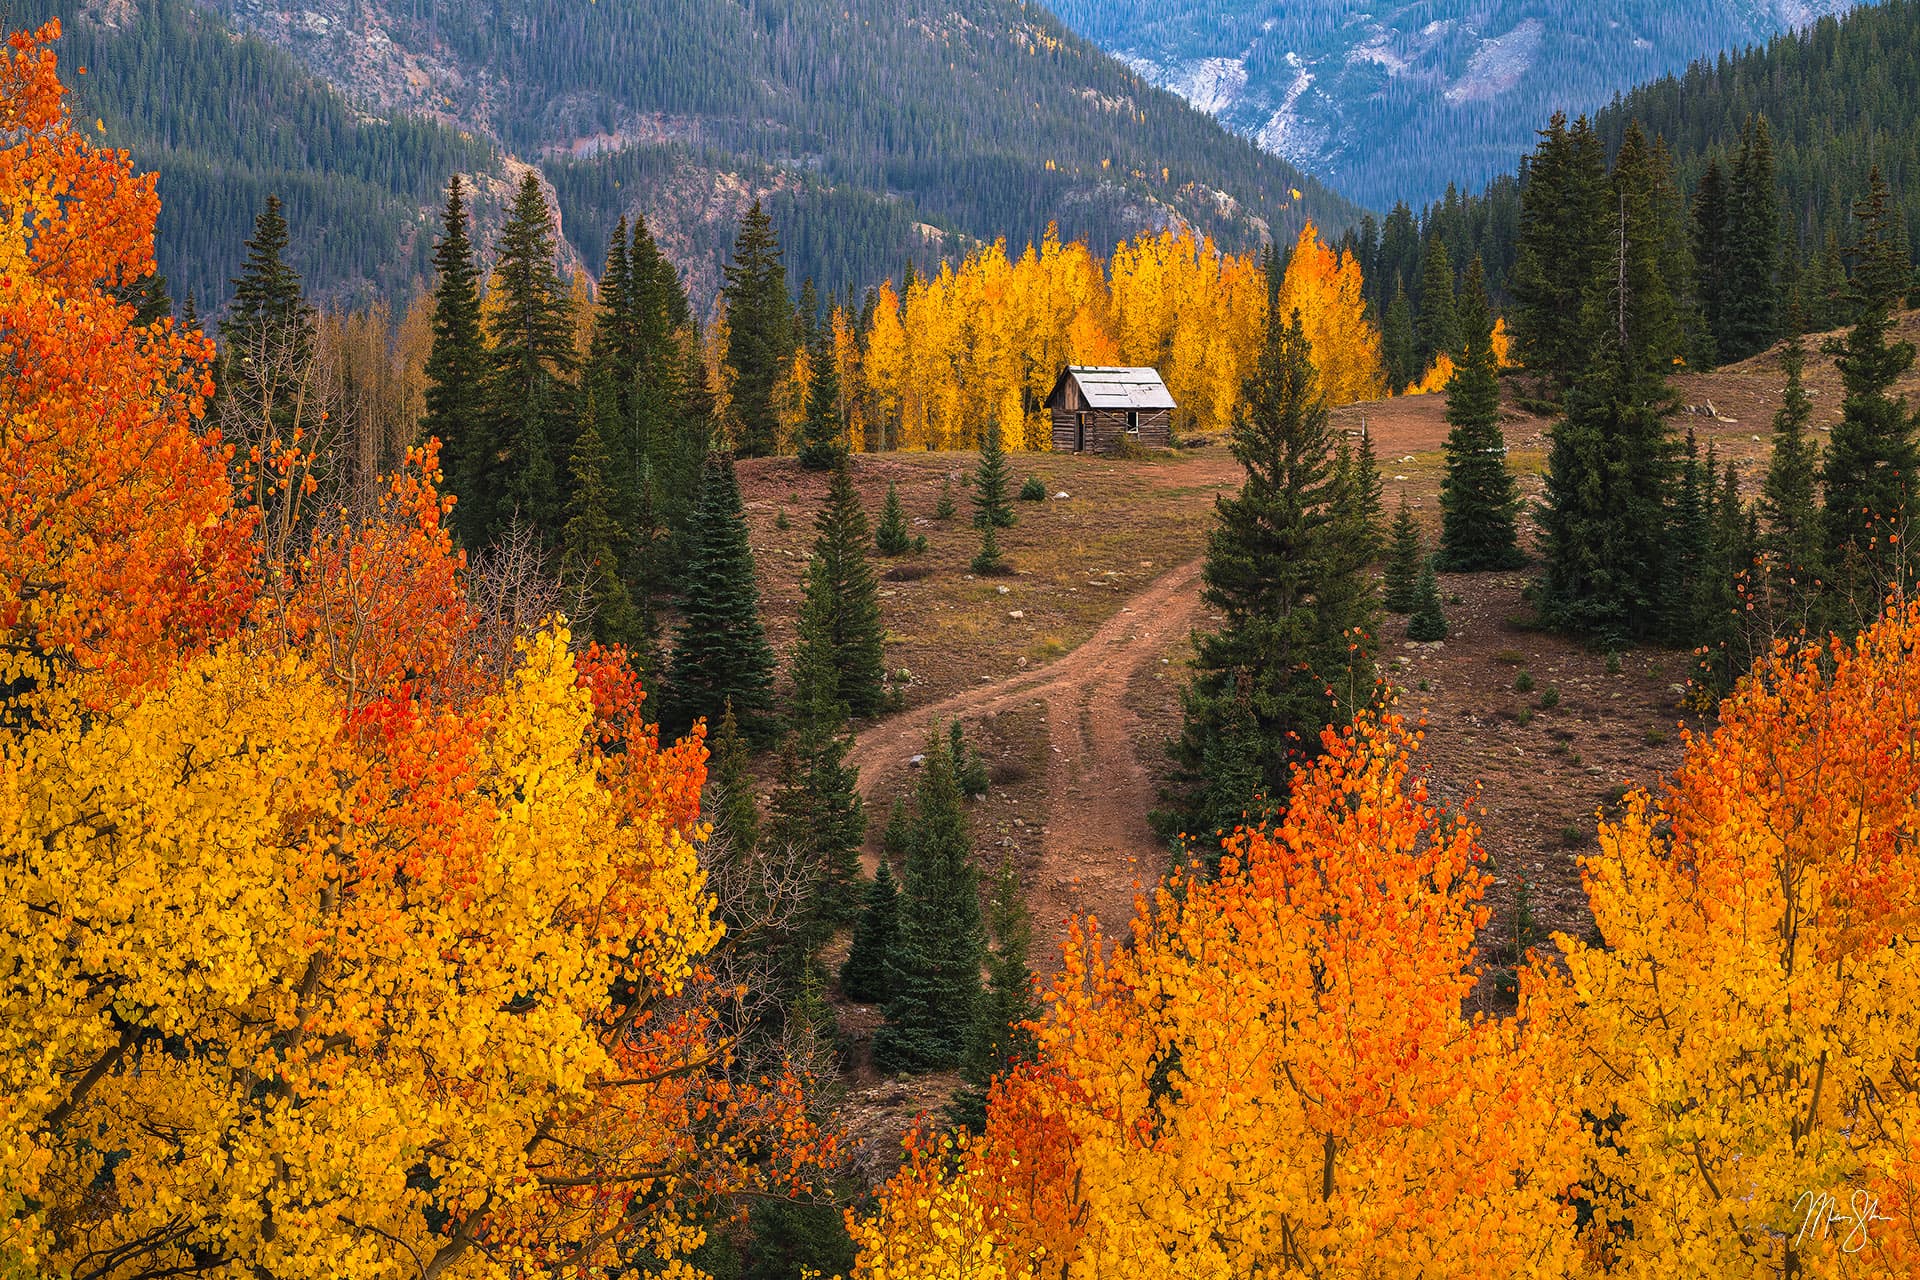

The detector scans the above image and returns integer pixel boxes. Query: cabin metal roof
[1056,365,1176,410]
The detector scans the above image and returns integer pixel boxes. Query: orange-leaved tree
[1275,222,1387,407]
[0,20,252,695]
[852,712,1585,1278]
[0,26,835,1277]
[1538,602,1920,1277]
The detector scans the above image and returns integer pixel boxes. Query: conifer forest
[8,2,1920,1277]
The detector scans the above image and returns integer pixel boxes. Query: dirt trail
[847,559,1206,953]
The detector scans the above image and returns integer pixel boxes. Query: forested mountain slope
[1052,0,1856,210]
[50,0,1357,314]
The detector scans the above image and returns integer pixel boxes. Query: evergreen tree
[971,520,1008,576]
[1416,236,1460,368]
[837,858,898,1004]
[180,287,200,335]
[874,481,911,555]
[1691,459,1757,697]
[423,178,490,547]
[1760,323,1825,627]
[1383,499,1423,613]
[880,796,913,863]
[1406,563,1448,642]
[706,701,760,858]
[113,269,173,328]
[1510,114,1611,401]
[218,194,316,445]
[800,463,887,717]
[874,725,985,1074]
[561,418,642,650]
[949,852,1039,1132]
[723,201,794,458]
[1661,431,1713,645]
[934,476,958,520]
[1723,117,1782,362]
[971,420,1016,529]
[797,326,846,471]
[1162,308,1377,849]
[1382,279,1416,395]
[1690,159,1731,364]
[1820,169,1920,616]
[1803,228,1853,333]
[483,174,576,543]
[1537,125,1682,643]
[667,452,778,739]
[1438,257,1525,570]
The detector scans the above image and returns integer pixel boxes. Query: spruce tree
[838,858,898,1004]
[1724,117,1782,362]
[1163,308,1377,848]
[1416,236,1460,368]
[483,174,576,543]
[1690,159,1731,363]
[1661,430,1713,646]
[218,194,316,448]
[971,420,1016,529]
[1438,257,1525,570]
[949,852,1039,1132]
[874,481,911,555]
[971,519,1008,576]
[561,418,642,650]
[801,463,887,717]
[874,725,985,1074]
[1820,169,1919,616]
[706,701,760,857]
[667,452,777,739]
[1382,280,1416,395]
[1759,322,1825,629]
[1691,460,1756,697]
[1383,499,1423,613]
[1510,113,1611,401]
[423,178,490,546]
[797,327,846,471]
[1406,564,1448,642]
[934,476,958,520]
[723,201,794,458]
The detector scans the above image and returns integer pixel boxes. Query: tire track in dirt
[847,559,1206,958]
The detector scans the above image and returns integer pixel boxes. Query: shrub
[1514,671,1535,694]
[1538,686,1560,710]
[1019,475,1047,501]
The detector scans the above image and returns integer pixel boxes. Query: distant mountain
[1050,0,1857,210]
[48,0,1358,315]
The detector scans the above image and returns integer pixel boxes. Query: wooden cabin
[1046,366,1175,453]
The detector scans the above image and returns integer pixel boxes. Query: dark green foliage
[113,270,173,328]
[667,453,777,739]
[424,178,490,547]
[874,482,912,556]
[1760,325,1825,625]
[1661,431,1715,645]
[1438,258,1525,571]
[1382,280,1417,395]
[1162,309,1378,852]
[1820,170,1920,615]
[949,853,1039,1132]
[934,477,958,520]
[881,796,913,863]
[217,194,316,448]
[1416,236,1460,367]
[970,522,1009,577]
[1406,564,1449,642]
[706,702,760,857]
[695,1197,857,1280]
[948,720,991,798]
[1510,113,1612,402]
[874,726,985,1074]
[723,201,794,458]
[971,421,1017,529]
[1019,475,1048,502]
[1691,159,1731,364]
[1690,460,1758,697]
[837,858,898,1005]
[562,419,643,650]
[481,174,577,542]
[797,328,846,471]
[1383,500,1423,614]
[801,465,887,718]
[1722,117,1783,361]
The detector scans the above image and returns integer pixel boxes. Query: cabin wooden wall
[1049,407,1172,452]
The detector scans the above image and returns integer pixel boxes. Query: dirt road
[846,558,1207,953]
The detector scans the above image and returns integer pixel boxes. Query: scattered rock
[996,585,1010,595]
[1054,491,1070,499]
[1008,610,1025,619]
[907,753,926,769]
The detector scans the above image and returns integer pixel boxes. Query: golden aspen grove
[8,10,1920,1280]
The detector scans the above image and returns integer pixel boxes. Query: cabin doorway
[1076,411,1087,452]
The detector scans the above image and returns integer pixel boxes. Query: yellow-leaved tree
[1275,222,1387,406]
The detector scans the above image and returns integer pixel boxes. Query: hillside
[50,0,1358,314]
[1050,0,1854,210]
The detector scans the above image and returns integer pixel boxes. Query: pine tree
[874,481,911,555]
[423,178,490,547]
[667,451,778,739]
[218,194,316,446]
[723,201,794,458]
[1691,459,1756,697]
[1511,114,1612,401]
[1661,430,1713,646]
[934,476,958,520]
[971,521,1008,576]
[838,858,898,1004]
[1382,279,1416,395]
[874,725,985,1074]
[1820,168,1920,616]
[1406,563,1448,642]
[949,852,1039,1132]
[706,701,760,857]
[1760,322,1824,628]
[483,174,576,543]
[1438,257,1525,570]
[1416,236,1460,368]
[1690,159,1731,364]
[1723,117,1782,362]
[1383,499,1423,613]
[800,463,887,717]
[561,418,642,650]
[971,419,1016,529]
[1162,308,1377,849]
[797,326,846,470]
